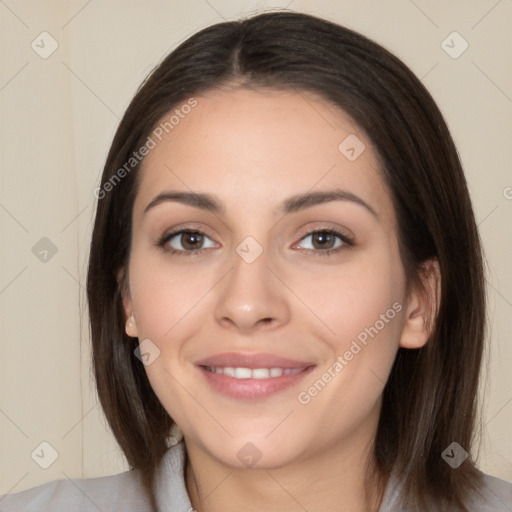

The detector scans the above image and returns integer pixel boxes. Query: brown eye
[180,232,204,250]
[294,229,353,256]
[311,231,337,250]
[159,229,217,253]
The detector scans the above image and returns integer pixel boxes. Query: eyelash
[156,226,354,258]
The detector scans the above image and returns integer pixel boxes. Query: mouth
[203,366,306,378]
[195,352,316,400]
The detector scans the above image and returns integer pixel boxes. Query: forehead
[134,87,393,225]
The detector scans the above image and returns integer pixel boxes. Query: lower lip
[198,365,315,400]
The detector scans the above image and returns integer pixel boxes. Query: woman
[2,10,511,512]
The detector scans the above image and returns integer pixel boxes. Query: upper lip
[195,352,315,369]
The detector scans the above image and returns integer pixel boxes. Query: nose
[213,249,291,334]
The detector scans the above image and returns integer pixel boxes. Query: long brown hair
[87,11,486,511]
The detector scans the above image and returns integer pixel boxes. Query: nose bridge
[213,240,290,332]
[230,242,269,294]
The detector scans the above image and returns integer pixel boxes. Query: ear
[399,258,441,349]
[117,267,139,338]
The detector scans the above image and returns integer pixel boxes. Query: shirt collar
[154,440,404,511]
[155,441,193,512]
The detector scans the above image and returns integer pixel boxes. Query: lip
[195,352,316,400]
[195,352,314,369]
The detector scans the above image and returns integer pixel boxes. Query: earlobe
[125,314,139,338]
[117,267,139,338]
[399,259,441,350]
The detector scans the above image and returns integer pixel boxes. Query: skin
[121,87,439,512]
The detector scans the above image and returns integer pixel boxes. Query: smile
[204,366,306,379]
[198,365,315,400]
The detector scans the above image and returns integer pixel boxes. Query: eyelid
[292,223,354,245]
[156,223,355,256]
[290,227,354,254]
[158,223,216,241]
[156,223,220,252]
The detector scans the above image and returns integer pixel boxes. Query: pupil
[182,232,202,250]
[313,232,334,249]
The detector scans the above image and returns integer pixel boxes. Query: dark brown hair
[87,10,486,511]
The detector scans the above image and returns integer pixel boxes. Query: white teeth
[223,367,236,377]
[270,367,283,377]
[206,366,305,379]
[252,368,270,379]
[234,367,252,379]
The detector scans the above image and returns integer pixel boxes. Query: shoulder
[0,468,151,512]
[470,472,512,511]
[379,469,512,511]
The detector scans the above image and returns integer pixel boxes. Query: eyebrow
[143,188,378,218]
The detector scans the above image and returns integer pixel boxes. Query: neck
[184,410,386,512]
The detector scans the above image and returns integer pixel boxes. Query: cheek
[129,253,213,341]
[290,245,406,403]
[127,254,211,424]
[289,247,406,349]
[290,257,405,448]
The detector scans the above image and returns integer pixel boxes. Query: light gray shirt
[1,441,512,511]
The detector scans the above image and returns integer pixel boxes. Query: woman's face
[122,87,424,469]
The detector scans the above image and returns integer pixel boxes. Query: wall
[1,0,511,493]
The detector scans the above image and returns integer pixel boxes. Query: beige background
[1,0,511,494]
